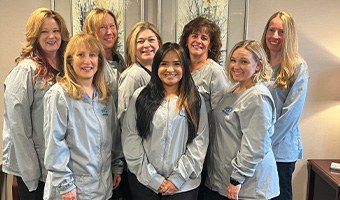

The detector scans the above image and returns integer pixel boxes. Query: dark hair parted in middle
[135,42,201,144]
[179,16,222,62]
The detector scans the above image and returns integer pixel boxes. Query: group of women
[2,6,308,200]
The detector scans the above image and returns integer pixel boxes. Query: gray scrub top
[117,63,151,125]
[206,82,280,199]
[43,83,123,199]
[2,59,51,191]
[267,58,308,162]
[122,87,209,194]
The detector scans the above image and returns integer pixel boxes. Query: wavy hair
[226,40,272,84]
[59,33,111,104]
[83,7,119,52]
[261,11,301,89]
[15,8,69,88]
[125,21,162,68]
[179,16,221,63]
[136,42,201,144]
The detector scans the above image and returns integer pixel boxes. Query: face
[136,29,159,66]
[266,16,284,53]
[187,29,211,59]
[72,46,98,83]
[158,50,183,90]
[229,47,261,87]
[38,17,61,55]
[96,13,117,52]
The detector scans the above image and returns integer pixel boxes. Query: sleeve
[167,97,209,189]
[3,64,40,191]
[111,99,124,174]
[271,61,309,145]
[210,67,231,110]
[230,94,275,184]
[44,88,76,195]
[117,71,148,126]
[121,91,165,193]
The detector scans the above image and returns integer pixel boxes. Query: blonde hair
[59,33,111,104]
[17,8,69,87]
[261,11,301,89]
[226,40,272,84]
[125,21,162,68]
[83,7,119,52]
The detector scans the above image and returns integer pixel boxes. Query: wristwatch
[230,177,240,186]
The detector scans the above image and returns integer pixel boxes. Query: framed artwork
[53,0,133,56]
[159,0,248,66]
[53,0,248,64]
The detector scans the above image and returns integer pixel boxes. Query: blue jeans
[273,161,296,200]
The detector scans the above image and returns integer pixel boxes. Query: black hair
[136,42,201,144]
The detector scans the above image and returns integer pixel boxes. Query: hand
[61,188,77,200]
[226,183,241,200]
[113,173,121,190]
[159,180,178,195]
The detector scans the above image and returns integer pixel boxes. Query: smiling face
[96,13,117,53]
[135,29,159,66]
[266,16,284,54]
[229,47,261,88]
[158,50,183,91]
[186,28,211,59]
[72,45,98,84]
[38,17,61,56]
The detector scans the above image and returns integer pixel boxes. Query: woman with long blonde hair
[261,11,309,200]
[44,33,123,200]
[2,8,69,199]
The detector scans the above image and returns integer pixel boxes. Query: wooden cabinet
[307,159,340,200]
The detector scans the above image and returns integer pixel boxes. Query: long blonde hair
[125,21,162,68]
[59,33,111,104]
[261,11,301,89]
[16,8,69,87]
[226,40,272,84]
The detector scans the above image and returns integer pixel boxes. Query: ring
[164,186,168,189]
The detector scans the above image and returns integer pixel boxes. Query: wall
[247,0,340,199]
[0,0,340,200]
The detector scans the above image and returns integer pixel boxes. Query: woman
[2,8,69,199]
[83,7,126,107]
[179,16,230,199]
[261,11,309,200]
[205,40,279,200]
[117,21,162,125]
[43,33,123,200]
[179,16,230,115]
[122,43,209,200]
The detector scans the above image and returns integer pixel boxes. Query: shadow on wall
[298,31,340,103]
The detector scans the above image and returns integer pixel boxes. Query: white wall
[1,1,340,199]
[247,0,340,199]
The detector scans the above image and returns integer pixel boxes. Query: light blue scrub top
[267,58,309,162]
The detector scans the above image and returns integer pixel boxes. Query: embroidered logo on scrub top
[222,106,233,116]
[179,110,186,118]
[101,107,108,116]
